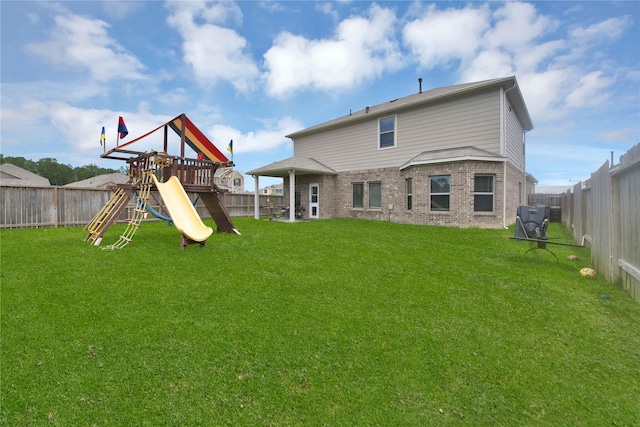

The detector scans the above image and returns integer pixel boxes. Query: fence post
[53,187,59,228]
[610,170,621,282]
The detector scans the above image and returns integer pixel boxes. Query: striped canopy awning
[109,114,229,163]
[167,115,228,163]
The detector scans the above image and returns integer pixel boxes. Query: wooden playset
[85,114,238,249]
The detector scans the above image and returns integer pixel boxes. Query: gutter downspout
[501,81,519,229]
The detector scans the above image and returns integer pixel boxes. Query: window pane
[379,117,394,133]
[379,117,395,148]
[352,183,363,208]
[431,195,450,211]
[474,195,493,212]
[379,132,394,148]
[369,182,381,209]
[406,178,412,210]
[430,176,450,193]
[474,175,493,192]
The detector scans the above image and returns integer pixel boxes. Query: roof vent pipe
[418,78,423,93]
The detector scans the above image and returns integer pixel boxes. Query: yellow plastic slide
[151,175,213,242]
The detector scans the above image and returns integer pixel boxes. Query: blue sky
[1,1,638,190]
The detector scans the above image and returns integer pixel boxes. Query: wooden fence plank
[1,186,284,228]
[530,143,639,302]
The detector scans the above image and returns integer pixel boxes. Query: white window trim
[474,175,495,213]
[368,181,382,210]
[378,115,397,150]
[429,175,451,212]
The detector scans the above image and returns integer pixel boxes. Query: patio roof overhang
[247,156,336,223]
[246,156,337,177]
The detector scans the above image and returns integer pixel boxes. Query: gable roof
[287,76,533,139]
[246,156,337,177]
[0,163,51,187]
[63,173,130,188]
[214,168,243,178]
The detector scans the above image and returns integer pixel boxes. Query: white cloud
[46,103,172,155]
[157,87,190,106]
[26,13,145,81]
[460,49,514,82]
[316,2,339,22]
[101,0,141,20]
[569,15,633,44]
[402,4,490,69]
[0,97,173,166]
[401,2,633,124]
[263,4,403,98]
[513,40,565,74]
[208,117,302,154]
[598,127,639,143]
[166,1,259,92]
[484,2,555,51]
[565,71,615,109]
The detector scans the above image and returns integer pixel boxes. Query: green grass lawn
[2,218,639,426]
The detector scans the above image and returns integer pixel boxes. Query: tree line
[1,155,125,186]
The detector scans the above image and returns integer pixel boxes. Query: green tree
[35,158,74,185]
[1,155,122,185]
[1,156,38,173]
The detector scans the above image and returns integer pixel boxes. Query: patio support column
[289,170,295,222]
[253,175,260,220]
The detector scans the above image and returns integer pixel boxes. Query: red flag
[118,116,128,139]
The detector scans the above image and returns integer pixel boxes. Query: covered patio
[246,156,336,222]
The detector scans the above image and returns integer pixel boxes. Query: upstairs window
[474,175,494,212]
[378,116,396,149]
[430,175,450,211]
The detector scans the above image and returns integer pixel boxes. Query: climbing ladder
[85,187,133,245]
[104,157,155,250]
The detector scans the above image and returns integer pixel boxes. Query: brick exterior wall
[284,160,525,228]
[505,162,527,225]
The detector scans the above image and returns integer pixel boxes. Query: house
[215,168,244,193]
[0,163,51,187]
[63,173,129,189]
[261,184,284,196]
[248,76,535,228]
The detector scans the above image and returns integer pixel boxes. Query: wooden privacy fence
[0,187,284,229]
[557,143,640,302]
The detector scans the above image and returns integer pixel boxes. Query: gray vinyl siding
[294,90,501,172]
[504,98,526,171]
